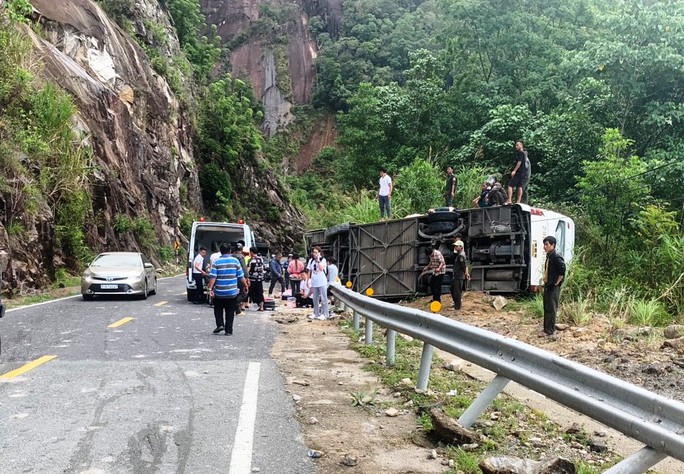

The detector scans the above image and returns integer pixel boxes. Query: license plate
[101,284,118,289]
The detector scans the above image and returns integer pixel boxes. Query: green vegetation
[0,10,93,274]
[288,0,684,320]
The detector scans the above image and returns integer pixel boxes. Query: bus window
[555,220,566,256]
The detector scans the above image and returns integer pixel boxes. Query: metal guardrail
[331,284,684,474]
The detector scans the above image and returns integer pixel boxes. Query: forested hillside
[291,0,684,321]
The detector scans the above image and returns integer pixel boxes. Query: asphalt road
[0,275,314,474]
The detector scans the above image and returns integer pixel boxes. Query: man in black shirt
[445,166,457,207]
[541,236,566,337]
[450,240,470,309]
[507,141,529,204]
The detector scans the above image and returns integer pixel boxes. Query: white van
[185,221,256,301]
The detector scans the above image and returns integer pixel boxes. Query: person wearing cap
[233,244,249,313]
[420,245,446,303]
[451,240,470,310]
[541,235,565,337]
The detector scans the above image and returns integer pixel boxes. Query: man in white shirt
[192,247,207,304]
[378,168,393,220]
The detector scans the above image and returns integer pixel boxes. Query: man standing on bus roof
[378,168,393,220]
[207,243,247,335]
[445,166,457,207]
[192,247,207,304]
[507,141,529,204]
[541,236,566,338]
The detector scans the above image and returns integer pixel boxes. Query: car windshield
[91,254,141,268]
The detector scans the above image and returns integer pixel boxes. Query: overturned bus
[304,204,574,300]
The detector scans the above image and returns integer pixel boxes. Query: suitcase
[263,298,276,311]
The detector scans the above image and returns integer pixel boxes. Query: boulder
[429,408,485,445]
[492,296,508,311]
[480,456,575,474]
[664,325,684,339]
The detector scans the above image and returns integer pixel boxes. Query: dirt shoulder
[270,292,684,473]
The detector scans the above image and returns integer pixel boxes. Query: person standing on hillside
[420,246,445,303]
[445,166,457,207]
[507,141,529,204]
[207,243,247,336]
[451,240,470,310]
[248,247,265,311]
[191,247,207,304]
[378,168,393,220]
[541,236,566,338]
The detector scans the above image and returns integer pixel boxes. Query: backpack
[488,184,507,206]
[249,255,265,279]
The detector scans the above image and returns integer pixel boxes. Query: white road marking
[229,362,261,474]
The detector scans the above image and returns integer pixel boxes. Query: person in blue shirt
[207,243,247,335]
[268,252,285,297]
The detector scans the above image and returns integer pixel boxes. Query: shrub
[113,214,133,233]
[560,299,592,326]
[628,299,671,327]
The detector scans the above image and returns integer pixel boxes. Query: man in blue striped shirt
[207,243,247,335]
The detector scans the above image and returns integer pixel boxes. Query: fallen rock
[589,439,608,453]
[385,408,399,417]
[292,379,310,386]
[664,325,684,339]
[662,338,684,350]
[492,296,508,311]
[308,416,319,425]
[444,359,465,371]
[292,394,302,402]
[428,449,438,459]
[429,407,485,445]
[480,456,575,474]
[400,377,413,387]
[555,323,569,331]
[565,422,582,434]
[341,454,358,466]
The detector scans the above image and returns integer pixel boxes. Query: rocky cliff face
[201,0,338,159]
[0,0,308,294]
[0,0,200,293]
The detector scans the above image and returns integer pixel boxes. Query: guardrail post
[602,447,667,474]
[458,374,510,428]
[416,343,434,390]
[364,318,373,344]
[386,329,396,365]
[353,310,360,331]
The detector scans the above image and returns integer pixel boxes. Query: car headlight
[130,273,144,282]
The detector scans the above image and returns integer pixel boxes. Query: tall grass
[628,299,671,327]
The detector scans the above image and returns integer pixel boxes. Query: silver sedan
[81,252,157,301]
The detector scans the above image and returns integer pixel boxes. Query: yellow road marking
[108,317,134,328]
[0,355,57,380]
[154,301,168,307]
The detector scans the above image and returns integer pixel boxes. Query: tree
[576,128,649,264]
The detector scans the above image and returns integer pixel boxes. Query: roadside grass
[339,317,620,473]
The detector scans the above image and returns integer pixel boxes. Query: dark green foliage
[199,162,232,205]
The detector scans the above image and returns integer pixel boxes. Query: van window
[555,220,566,256]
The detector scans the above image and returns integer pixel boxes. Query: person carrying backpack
[248,247,265,311]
